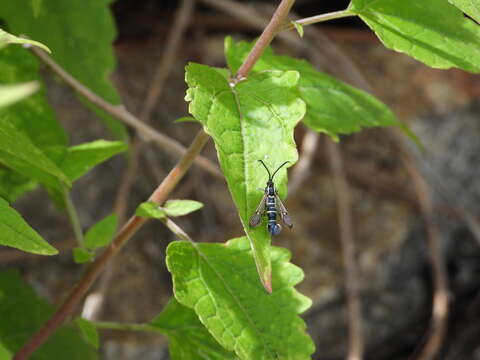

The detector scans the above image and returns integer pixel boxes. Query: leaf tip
[262,274,273,293]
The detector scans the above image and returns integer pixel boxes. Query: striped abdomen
[266,194,281,235]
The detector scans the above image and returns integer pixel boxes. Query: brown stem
[13,130,211,360]
[30,47,222,179]
[15,0,299,355]
[326,139,364,360]
[81,0,196,321]
[396,133,449,360]
[235,0,295,80]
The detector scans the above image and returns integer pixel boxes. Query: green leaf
[185,63,304,291]
[0,197,57,255]
[448,0,480,23]
[0,168,36,202]
[135,201,166,219]
[0,28,51,52]
[73,247,94,264]
[75,318,100,349]
[0,116,70,189]
[0,82,39,108]
[0,46,67,151]
[163,200,203,217]
[0,0,127,139]
[166,237,315,360]
[150,298,237,360]
[0,270,98,359]
[0,342,12,359]
[84,213,118,250]
[58,140,127,182]
[291,21,304,37]
[348,0,480,73]
[225,37,401,140]
[0,45,69,197]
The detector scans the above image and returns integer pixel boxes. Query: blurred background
[2,0,480,359]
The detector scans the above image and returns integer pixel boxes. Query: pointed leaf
[75,318,100,349]
[163,199,203,217]
[0,117,70,188]
[448,0,480,24]
[0,82,39,108]
[0,270,98,359]
[150,298,237,360]
[73,247,94,264]
[0,0,127,139]
[185,63,304,291]
[0,28,51,52]
[84,213,118,250]
[225,38,402,140]
[348,0,480,72]
[0,45,69,198]
[166,237,315,360]
[58,140,127,182]
[135,201,167,219]
[0,197,57,255]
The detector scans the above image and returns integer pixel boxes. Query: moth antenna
[258,160,272,180]
[271,161,290,180]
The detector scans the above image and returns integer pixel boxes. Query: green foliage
[448,0,480,23]
[150,298,237,360]
[348,0,480,73]
[75,318,100,349]
[0,82,39,108]
[185,62,303,291]
[0,270,97,359]
[73,247,93,264]
[0,342,12,359]
[291,21,304,37]
[136,201,167,219]
[163,200,204,217]
[73,213,118,263]
[0,28,51,52]
[0,46,68,199]
[225,37,399,141]
[0,0,127,139]
[0,197,57,255]
[84,213,118,249]
[167,237,314,360]
[58,140,127,182]
[0,119,70,190]
[136,200,204,219]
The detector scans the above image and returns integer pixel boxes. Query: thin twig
[283,9,354,30]
[396,134,449,360]
[13,130,211,360]
[62,186,84,247]
[235,0,295,80]
[139,0,196,121]
[289,129,320,195]
[30,47,222,179]
[81,0,196,321]
[15,0,300,355]
[326,139,364,360]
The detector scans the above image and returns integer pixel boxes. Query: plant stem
[235,0,296,80]
[284,9,354,30]
[13,130,211,360]
[15,0,298,356]
[62,186,84,247]
[92,321,158,333]
[30,47,222,179]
